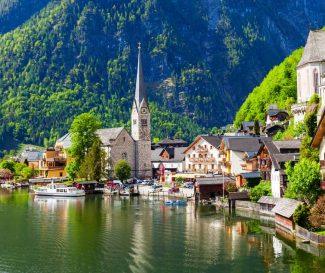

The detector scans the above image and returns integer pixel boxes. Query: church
[56,45,152,179]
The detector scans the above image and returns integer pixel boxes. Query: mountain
[0,0,325,152]
[234,48,303,126]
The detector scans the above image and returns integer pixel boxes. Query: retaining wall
[296,225,325,245]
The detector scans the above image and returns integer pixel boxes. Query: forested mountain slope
[0,0,324,151]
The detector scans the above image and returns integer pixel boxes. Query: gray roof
[257,196,280,205]
[56,127,127,149]
[55,133,72,149]
[21,150,43,161]
[267,109,289,117]
[151,147,186,162]
[197,175,235,186]
[298,30,325,67]
[272,198,302,218]
[96,127,125,146]
[223,136,265,152]
[158,138,187,145]
[240,171,261,179]
[261,140,301,170]
[201,135,223,149]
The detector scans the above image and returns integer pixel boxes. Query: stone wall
[236,200,260,212]
[296,225,325,245]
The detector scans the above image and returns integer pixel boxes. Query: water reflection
[0,190,324,273]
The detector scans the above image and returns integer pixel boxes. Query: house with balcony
[311,110,325,191]
[39,148,67,178]
[237,121,263,136]
[264,105,289,137]
[184,135,223,174]
[258,140,300,197]
[220,136,264,178]
[151,146,186,178]
[292,30,325,123]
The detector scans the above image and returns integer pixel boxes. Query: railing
[196,148,208,153]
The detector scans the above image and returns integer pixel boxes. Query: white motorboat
[34,182,85,197]
[1,183,16,190]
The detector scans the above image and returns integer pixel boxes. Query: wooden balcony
[196,147,208,153]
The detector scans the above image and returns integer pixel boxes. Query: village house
[264,105,289,137]
[38,147,67,178]
[151,146,186,178]
[258,140,300,197]
[237,121,263,136]
[220,136,264,181]
[20,147,43,169]
[55,46,152,179]
[292,30,325,123]
[183,135,223,174]
[154,138,188,149]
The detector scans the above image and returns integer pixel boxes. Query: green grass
[315,230,325,236]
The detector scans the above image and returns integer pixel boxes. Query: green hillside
[234,48,303,126]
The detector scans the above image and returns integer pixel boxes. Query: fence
[296,225,325,245]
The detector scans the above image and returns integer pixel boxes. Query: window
[123,137,126,142]
[199,164,201,169]
[314,69,319,92]
[188,164,191,169]
[192,146,195,150]
[133,119,137,125]
[193,154,195,158]
[122,152,127,160]
[188,154,190,158]
[60,172,63,177]
[210,146,212,150]
[141,119,147,126]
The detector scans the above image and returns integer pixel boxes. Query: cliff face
[0,0,324,149]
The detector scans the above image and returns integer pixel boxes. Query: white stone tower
[131,43,152,178]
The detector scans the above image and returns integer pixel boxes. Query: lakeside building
[19,147,43,169]
[292,30,325,123]
[55,46,152,179]
[153,138,188,149]
[258,140,300,197]
[38,148,67,178]
[220,136,264,178]
[183,135,223,174]
[151,146,186,178]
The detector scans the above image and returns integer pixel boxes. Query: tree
[254,119,260,136]
[21,166,33,179]
[293,204,312,230]
[114,160,131,183]
[285,159,321,204]
[249,180,271,202]
[69,113,101,163]
[78,138,107,182]
[0,160,15,173]
[309,196,325,229]
[65,162,79,182]
[175,176,184,184]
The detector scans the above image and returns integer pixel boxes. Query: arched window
[314,69,319,92]
[122,152,127,160]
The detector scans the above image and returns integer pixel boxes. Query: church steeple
[135,42,146,109]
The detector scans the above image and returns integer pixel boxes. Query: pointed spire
[135,42,146,109]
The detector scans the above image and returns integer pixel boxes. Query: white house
[183,135,223,174]
[292,30,325,123]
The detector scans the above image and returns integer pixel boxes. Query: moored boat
[34,182,85,197]
[164,200,187,206]
[1,183,16,190]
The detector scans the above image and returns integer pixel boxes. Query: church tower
[131,44,152,178]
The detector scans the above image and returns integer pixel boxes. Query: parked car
[183,182,193,189]
[168,187,180,194]
[143,180,154,186]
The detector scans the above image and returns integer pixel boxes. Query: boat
[1,183,16,190]
[164,200,187,206]
[34,182,85,197]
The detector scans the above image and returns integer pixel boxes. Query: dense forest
[234,48,303,126]
[0,0,324,154]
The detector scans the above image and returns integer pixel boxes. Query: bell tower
[131,43,152,178]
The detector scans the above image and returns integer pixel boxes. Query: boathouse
[272,198,302,232]
[257,196,279,215]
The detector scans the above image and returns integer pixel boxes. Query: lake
[0,189,324,273]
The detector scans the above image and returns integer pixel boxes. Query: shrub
[249,180,271,202]
[309,196,325,229]
[293,204,312,230]
[225,182,237,192]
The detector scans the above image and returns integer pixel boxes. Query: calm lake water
[0,189,324,273]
